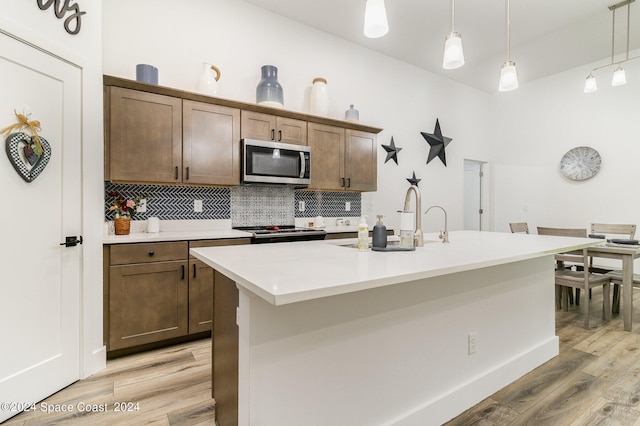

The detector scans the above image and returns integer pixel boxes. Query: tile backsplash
[105,182,361,225]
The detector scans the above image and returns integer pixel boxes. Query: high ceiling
[242,0,639,92]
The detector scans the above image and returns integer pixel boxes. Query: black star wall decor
[381,136,403,165]
[406,171,421,186]
[421,119,452,166]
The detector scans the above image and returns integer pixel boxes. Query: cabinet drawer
[110,242,188,265]
[189,238,251,258]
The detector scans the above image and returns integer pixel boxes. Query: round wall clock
[560,146,601,181]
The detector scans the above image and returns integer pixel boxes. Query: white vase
[310,77,329,116]
[195,63,221,96]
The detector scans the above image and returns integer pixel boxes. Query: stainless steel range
[234,225,327,244]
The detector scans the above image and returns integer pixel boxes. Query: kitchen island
[190,230,599,426]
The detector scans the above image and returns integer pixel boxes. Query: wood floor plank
[509,371,605,425]
[443,397,519,425]
[568,396,640,426]
[167,400,216,426]
[582,332,640,380]
[490,348,595,414]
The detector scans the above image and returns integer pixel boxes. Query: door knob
[60,236,83,247]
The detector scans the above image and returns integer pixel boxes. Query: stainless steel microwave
[241,139,311,187]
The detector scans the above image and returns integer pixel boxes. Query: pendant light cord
[626,1,631,60]
[611,7,616,64]
[451,0,456,31]
[506,0,511,61]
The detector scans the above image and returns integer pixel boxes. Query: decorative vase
[136,64,158,85]
[256,65,284,108]
[114,217,131,235]
[310,77,329,116]
[195,63,221,96]
[344,104,359,122]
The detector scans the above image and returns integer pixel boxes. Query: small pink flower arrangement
[108,191,146,218]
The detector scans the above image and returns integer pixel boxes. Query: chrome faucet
[403,185,423,247]
[425,205,449,243]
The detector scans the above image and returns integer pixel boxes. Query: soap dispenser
[372,215,387,248]
[357,216,369,251]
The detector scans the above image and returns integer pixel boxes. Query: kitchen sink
[334,238,438,249]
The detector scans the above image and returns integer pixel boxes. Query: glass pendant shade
[364,0,389,38]
[498,61,519,91]
[584,74,598,93]
[443,32,465,69]
[612,66,627,86]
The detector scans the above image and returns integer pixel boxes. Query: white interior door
[464,160,483,231]
[0,31,81,422]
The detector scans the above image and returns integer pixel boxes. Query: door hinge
[60,236,83,247]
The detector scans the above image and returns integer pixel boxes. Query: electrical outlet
[468,332,477,355]
[298,201,305,212]
[137,198,147,213]
[194,199,203,213]
[345,201,351,211]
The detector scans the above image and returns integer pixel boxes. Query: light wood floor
[3,339,215,425]
[5,286,640,425]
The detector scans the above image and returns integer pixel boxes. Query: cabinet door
[108,87,182,183]
[307,123,345,191]
[276,116,307,145]
[345,129,377,191]
[183,100,240,185]
[109,260,188,350]
[188,259,214,334]
[241,111,307,145]
[241,111,276,141]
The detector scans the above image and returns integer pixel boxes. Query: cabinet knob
[278,130,282,141]
[271,129,275,140]
[148,250,155,256]
[341,177,346,188]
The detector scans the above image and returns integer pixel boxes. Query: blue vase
[256,65,284,108]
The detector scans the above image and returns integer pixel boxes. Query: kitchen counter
[191,230,601,425]
[103,218,363,244]
[190,230,596,305]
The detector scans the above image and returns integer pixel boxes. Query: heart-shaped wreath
[5,132,52,182]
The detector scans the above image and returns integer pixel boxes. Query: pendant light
[584,0,637,93]
[443,0,464,69]
[364,0,389,39]
[498,0,518,92]
[584,73,598,93]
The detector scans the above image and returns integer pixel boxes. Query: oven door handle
[299,152,306,178]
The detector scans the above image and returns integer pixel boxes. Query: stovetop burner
[233,225,326,243]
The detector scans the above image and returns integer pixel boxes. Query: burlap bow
[1,109,44,155]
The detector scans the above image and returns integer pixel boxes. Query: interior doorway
[463,159,487,231]
[0,30,82,422]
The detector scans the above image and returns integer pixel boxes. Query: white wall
[0,2,106,377]
[102,0,492,233]
[491,52,640,234]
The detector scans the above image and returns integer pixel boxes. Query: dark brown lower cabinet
[104,238,250,355]
[188,258,214,334]
[109,260,189,350]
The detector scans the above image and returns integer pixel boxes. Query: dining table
[587,243,640,331]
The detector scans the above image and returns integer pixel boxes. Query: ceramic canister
[136,64,158,84]
[147,217,160,233]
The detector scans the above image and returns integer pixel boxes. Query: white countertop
[190,230,601,306]
[103,218,366,244]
